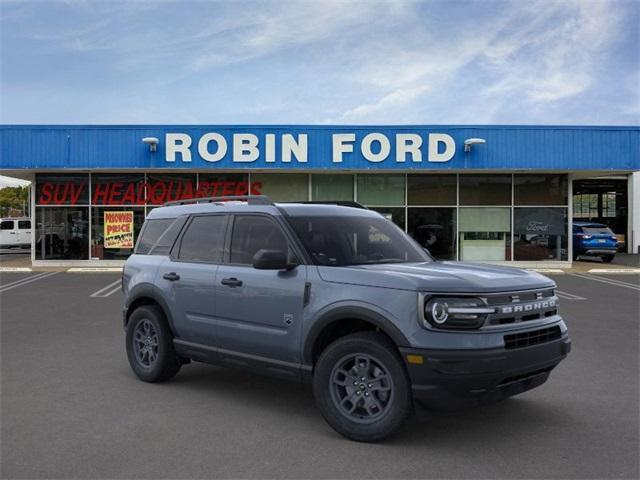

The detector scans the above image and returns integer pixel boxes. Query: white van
[0,217,32,249]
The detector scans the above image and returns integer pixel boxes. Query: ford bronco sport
[122,195,571,442]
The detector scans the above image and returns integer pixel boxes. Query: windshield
[288,215,430,266]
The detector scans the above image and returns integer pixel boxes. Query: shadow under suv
[122,195,571,442]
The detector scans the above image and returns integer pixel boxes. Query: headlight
[423,297,494,329]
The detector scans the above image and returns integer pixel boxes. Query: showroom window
[311,174,354,201]
[514,174,568,205]
[36,174,89,205]
[146,173,197,205]
[356,174,405,206]
[35,207,89,260]
[90,207,145,260]
[514,208,568,261]
[198,173,253,197]
[357,174,405,229]
[91,173,146,205]
[407,208,456,260]
[459,207,511,261]
[407,174,457,206]
[459,174,511,205]
[251,173,308,202]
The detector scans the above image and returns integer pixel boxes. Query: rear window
[18,220,31,229]
[135,218,182,255]
[582,226,614,235]
[1,220,14,230]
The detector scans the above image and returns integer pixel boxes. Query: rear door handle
[221,277,243,287]
[162,272,180,281]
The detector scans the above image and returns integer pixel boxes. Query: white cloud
[331,85,429,123]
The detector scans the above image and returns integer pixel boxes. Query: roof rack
[163,195,274,207]
[290,201,368,209]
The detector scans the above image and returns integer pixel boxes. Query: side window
[1,220,14,230]
[230,215,289,265]
[178,215,227,263]
[135,218,174,254]
[149,217,186,255]
[18,220,31,229]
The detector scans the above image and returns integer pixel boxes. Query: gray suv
[122,195,571,442]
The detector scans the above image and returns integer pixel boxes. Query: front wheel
[601,255,615,263]
[313,332,412,442]
[126,305,181,382]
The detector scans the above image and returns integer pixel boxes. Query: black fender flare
[302,305,410,365]
[125,283,177,336]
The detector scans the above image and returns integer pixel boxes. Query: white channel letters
[166,132,456,165]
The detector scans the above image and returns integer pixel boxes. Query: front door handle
[221,277,243,287]
[162,272,180,281]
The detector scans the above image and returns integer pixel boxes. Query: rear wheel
[601,255,615,263]
[313,332,412,442]
[126,305,181,382]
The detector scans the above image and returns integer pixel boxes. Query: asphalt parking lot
[1,271,638,479]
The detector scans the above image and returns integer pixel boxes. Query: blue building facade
[1,125,638,265]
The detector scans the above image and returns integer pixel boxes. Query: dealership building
[1,125,638,267]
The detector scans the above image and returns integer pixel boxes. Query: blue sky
[1,0,638,125]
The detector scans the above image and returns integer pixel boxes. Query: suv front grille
[504,326,562,350]
[484,288,558,326]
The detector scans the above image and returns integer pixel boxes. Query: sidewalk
[2,250,639,274]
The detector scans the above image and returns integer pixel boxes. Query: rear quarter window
[135,217,184,255]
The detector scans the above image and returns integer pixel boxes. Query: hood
[316,261,555,293]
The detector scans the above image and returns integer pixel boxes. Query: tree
[0,186,29,217]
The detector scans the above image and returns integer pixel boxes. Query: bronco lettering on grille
[500,299,556,314]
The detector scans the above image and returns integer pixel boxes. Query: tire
[126,305,181,382]
[313,331,412,442]
[601,255,615,263]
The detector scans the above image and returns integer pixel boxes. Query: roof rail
[291,200,368,209]
[163,195,274,207]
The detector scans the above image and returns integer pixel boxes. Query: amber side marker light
[406,354,424,365]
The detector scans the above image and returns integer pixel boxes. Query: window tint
[230,216,289,264]
[18,220,31,229]
[150,217,186,255]
[1,221,14,230]
[178,215,227,263]
[289,215,428,266]
[135,218,174,254]
[459,175,511,205]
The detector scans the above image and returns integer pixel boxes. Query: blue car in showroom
[572,222,619,262]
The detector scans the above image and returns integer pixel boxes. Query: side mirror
[252,249,296,270]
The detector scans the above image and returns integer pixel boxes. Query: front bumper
[399,334,571,411]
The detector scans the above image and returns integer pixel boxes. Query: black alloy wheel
[313,331,412,442]
[126,305,181,382]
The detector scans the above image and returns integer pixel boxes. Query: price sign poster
[104,211,134,248]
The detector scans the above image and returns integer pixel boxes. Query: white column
[629,171,640,254]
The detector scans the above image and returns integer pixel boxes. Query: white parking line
[0,272,58,293]
[587,268,640,274]
[555,290,587,300]
[570,273,640,291]
[1,271,51,289]
[89,280,122,298]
